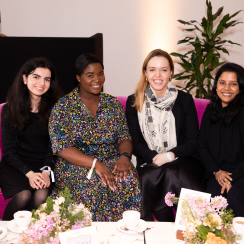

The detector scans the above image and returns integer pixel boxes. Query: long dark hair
[209,62,244,125]
[4,57,62,130]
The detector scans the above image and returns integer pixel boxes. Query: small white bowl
[233,217,244,236]
[123,210,140,229]
[14,210,32,230]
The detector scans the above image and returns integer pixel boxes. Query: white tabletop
[0,220,184,244]
[92,221,183,244]
[0,220,243,244]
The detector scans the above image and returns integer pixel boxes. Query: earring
[146,77,148,81]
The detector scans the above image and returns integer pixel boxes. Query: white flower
[71,203,86,215]
[203,213,222,229]
[53,204,60,213]
[41,203,47,209]
[39,212,47,221]
[54,196,65,205]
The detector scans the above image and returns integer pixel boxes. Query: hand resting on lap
[26,171,48,189]
[153,152,175,166]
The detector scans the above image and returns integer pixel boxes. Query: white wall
[0,0,243,97]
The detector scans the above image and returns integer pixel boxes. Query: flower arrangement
[165,192,241,244]
[19,188,92,244]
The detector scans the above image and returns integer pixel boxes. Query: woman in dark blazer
[199,63,244,217]
[126,49,205,221]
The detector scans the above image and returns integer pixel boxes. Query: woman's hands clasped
[26,170,50,189]
[95,157,132,191]
[215,170,232,194]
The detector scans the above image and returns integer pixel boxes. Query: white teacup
[233,217,244,236]
[14,211,32,230]
[123,210,140,229]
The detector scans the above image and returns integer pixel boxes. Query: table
[93,222,183,244]
[0,221,243,244]
[0,221,183,244]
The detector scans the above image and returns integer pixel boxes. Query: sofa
[116,97,210,128]
[0,97,210,219]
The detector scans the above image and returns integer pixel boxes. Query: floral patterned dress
[49,87,141,221]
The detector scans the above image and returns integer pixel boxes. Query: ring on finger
[219,178,222,181]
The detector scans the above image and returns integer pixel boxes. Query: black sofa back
[0,33,103,103]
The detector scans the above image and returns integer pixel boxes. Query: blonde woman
[126,49,205,221]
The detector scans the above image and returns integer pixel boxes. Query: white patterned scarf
[138,82,178,153]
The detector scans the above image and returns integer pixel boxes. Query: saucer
[0,227,7,241]
[116,219,147,235]
[7,220,28,234]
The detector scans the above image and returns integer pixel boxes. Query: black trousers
[206,176,244,217]
[138,157,206,221]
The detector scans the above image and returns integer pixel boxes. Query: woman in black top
[199,63,244,217]
[0,57,61,220]
[126,49,205,221]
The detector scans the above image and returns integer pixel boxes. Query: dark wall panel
[0,34,103,103]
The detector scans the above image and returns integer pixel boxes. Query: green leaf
[213,6,224,20]
[173,72,185,79]
[224,20,238,28]
[215,40,227,44]
[174,75,192,80]
[229,21,243,27]
[201,17,208,32]
[211,61,225,70]
[182,58,191,65]
[184,50,195,56]
[179,63,192,71]
[183,28,195,32]
[204,49,214,67]
[213,14,230,39]
[206,0,213,36]
[224,20,243,28]
[185,78,196,87]
[178,20,194,25]
[228,40,241,46]
[177,37,194,44]
[229,10,243,19]
[201,32,208,38]
[194,24,202,32]
[222,48,229,54]
[196,88,200,98]
[170,52,186,58]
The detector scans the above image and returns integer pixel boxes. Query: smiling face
[216,71,239,107]
[23,67,51,102]
[76,63,105,98]
[144,56,172,98]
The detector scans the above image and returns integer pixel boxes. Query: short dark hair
[5,57,62,130]
[75,53,104,76]
[209,62,244,125]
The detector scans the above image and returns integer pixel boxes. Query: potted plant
[171,0,242,98]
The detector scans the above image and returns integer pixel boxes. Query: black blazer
[126,90,199,168]
[199,103,244,184]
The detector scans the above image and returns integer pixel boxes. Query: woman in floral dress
[49,53,141,221]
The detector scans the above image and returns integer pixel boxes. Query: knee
[21,194,32,205]
[35,189,50,204]
[14,190,32,207]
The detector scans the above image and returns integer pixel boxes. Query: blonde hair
[133,49,174,111]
